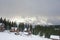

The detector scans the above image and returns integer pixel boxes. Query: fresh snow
[50,35,60,39]
[0,31,52,40]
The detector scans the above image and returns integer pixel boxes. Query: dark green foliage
[0,17,3,23]
[32,25,60,38]
[0,17,17,30]
[13,22,17,27]
[0,17,60,38]
[40,32,43,36]
[29,24,32,31]
[32,25,42,35]
[45,33,50,38]
[18,23,24,31]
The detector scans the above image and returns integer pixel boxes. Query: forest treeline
[0,17,60,38]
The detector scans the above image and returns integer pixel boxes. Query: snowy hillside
[0,31,52,40]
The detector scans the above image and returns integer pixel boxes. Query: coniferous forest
[0,17,60,38]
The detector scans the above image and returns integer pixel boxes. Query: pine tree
[0,17,3,23]
[18,23,24,32]
[3,18,7,30]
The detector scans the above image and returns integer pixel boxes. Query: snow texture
[0,31,51,40]
[50,35,60,39]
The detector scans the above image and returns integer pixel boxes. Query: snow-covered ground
[0,31,51,40]
[50,35,60,39]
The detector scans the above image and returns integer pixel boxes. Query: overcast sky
[0,0,60,17]
[0,0,60,25]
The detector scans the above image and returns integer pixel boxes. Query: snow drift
[0,31,52,40]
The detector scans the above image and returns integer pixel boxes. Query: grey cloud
[0,0,60,17]
[0,0,60,25]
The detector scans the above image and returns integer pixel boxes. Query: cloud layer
[0,0,60,25]
[9,16,60,25]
